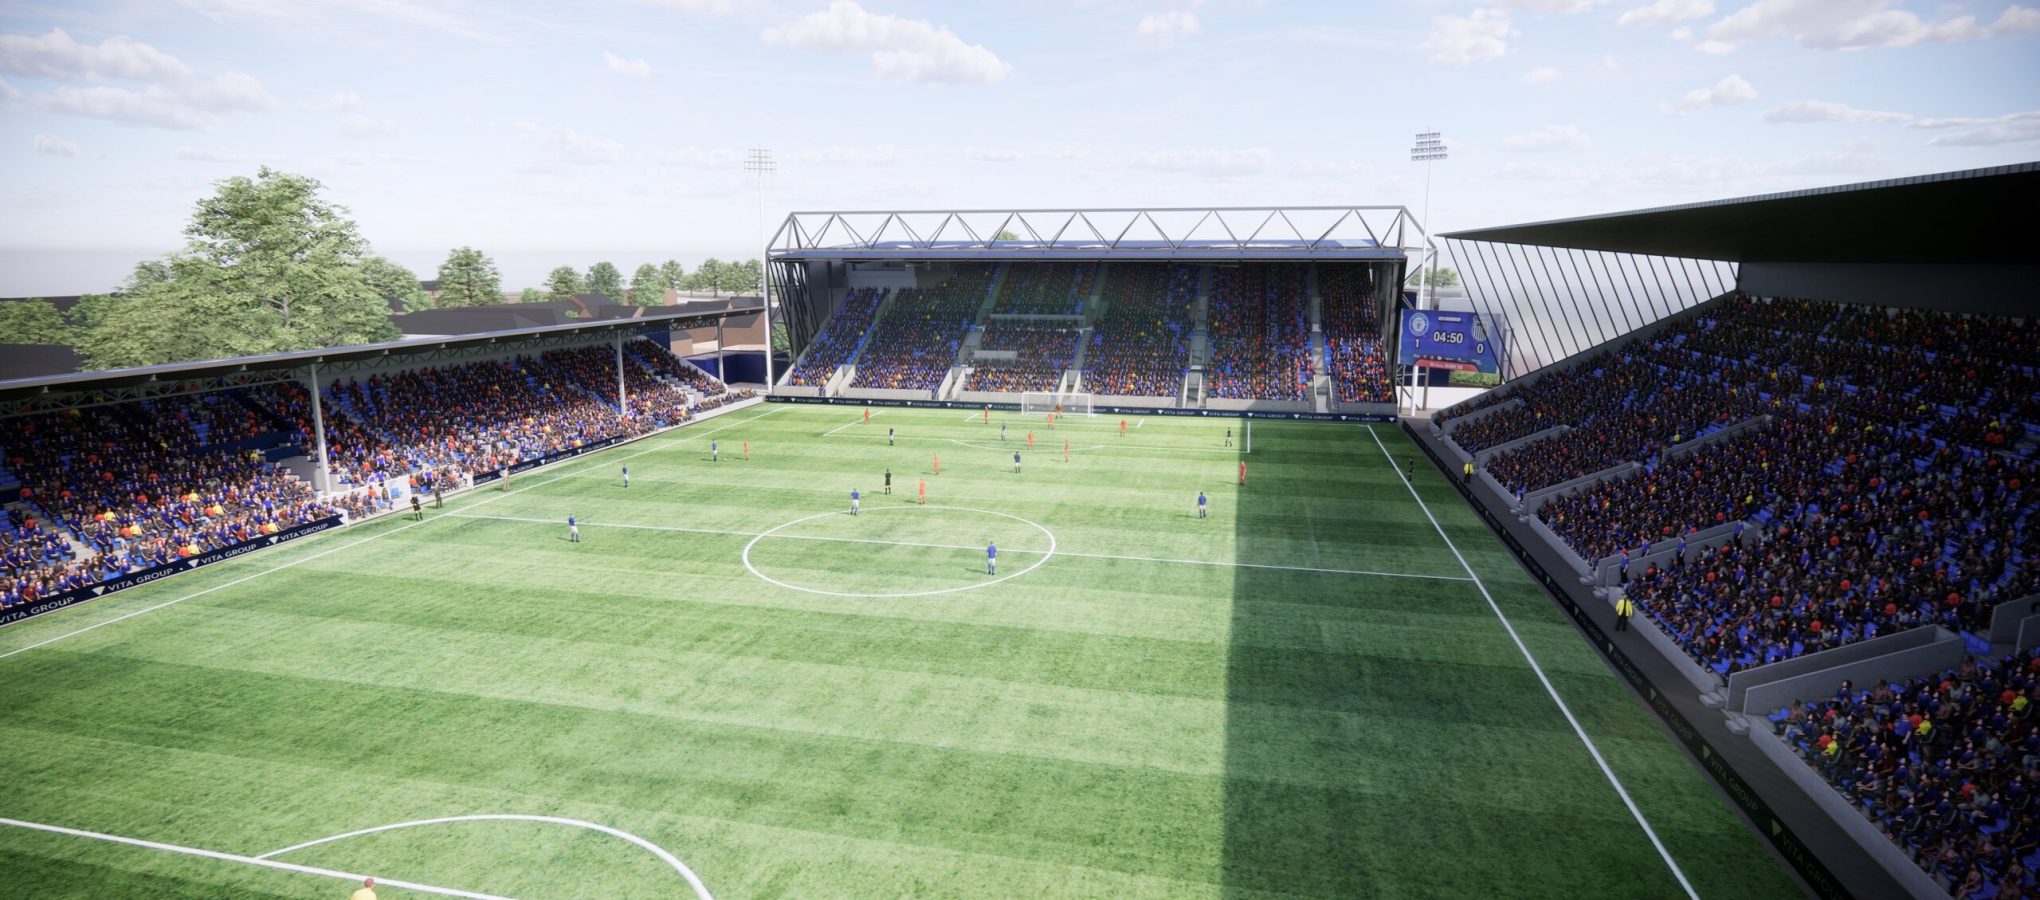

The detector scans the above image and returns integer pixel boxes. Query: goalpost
[1021,391,1095,417]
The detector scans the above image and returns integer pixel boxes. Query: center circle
[741,505,1057,598]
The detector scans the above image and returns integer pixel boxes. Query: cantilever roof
[1443,162,2040,265]
[0,304,759,404]
[769,206,1428,261]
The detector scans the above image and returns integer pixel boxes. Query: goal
[1021,391,1094,416]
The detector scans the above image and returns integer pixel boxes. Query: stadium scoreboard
[1399,309,1502,386]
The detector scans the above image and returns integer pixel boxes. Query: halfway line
[446,512,1467,582]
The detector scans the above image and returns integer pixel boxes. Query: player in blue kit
[986,541,997,575]
[850,487,860,516]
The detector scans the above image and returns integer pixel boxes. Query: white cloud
[182,71,276,111]
[1700,0,2040,53]
[603,51,651,76]
[965,147,1026,162]
[0,28,192,82]
[1660,73,1756,113]
[179,0,504,43]
[1425,9,1513,64]
[783,144,903,165]
[1290,159,1374,177]
[1521,65,1561,83]
[0,76,19,101]
[1492,0,1609,12]
[34,133,79,156]
[0,28,275,128]
[301,90,365,111]
[1501,123,1593,152]
[1670,25,1695,40]
[1618,0,1713,26]
[338,113,398,137]
[176,146,286,162]
[1760,99,1912,124]
[40,85,217,128]
[1136,10,1200,41]
[764,1,1011,85]
[644,0,746,11]
[1920,110,2040,146]
[516,123,752,168]
[1123,147,1273,176]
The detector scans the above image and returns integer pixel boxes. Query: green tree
[584,261,623,298]
[691,258,725,296]
[729,259,763,294]
[435,247,502,307]
[993,229,1020,242]
[518,287,544,303]
[364,256,432,312]
[546,266,584,301]
[659,259,686,291]
[1420,267,1461,288]
[629,263,665,306]
[0,298,69,345]
[72,167,398,369]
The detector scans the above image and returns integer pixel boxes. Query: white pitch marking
[822,411,879,437]
[257,814,712,900]
[446,513,1470,582]
[742,506,1058,598]
[1365,425,1700,900]
[0,405,789,661]
[0,816,510,900]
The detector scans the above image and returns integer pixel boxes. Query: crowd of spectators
[1084,263,1193,397]
[784,287,886,386]
[993,262,1094,316]
[1319,264,1392,404]
[969,320,1079,393]
[1516,296,2039,677]
[1206,263,1312,401]
[853,264,993,392]
[1777,651,2040,896]
[0,401,335,609]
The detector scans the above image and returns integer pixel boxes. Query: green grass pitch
[0,403,1801,898]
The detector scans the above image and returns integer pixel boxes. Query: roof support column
[615,332,628,417]
[305,362,332,496]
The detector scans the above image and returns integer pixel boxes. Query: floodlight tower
[746,147,777,393]
[1409,131,1447,311]
[1408,132,1447,415]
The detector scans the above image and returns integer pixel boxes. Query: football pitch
[0,403,1800,899]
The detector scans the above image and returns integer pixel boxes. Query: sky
[0,0,2035,296]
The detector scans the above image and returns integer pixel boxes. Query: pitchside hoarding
[1400,309,1503,387]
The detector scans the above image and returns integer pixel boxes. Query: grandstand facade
[1416,162,2040,900]
[0,309,758,625]
[766,207,1427,415]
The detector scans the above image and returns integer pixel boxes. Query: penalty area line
[1364,425,1700,900]
[822,411,879,437]
[0,816,509,900]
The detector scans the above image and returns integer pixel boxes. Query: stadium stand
[1206,263,1312,401]
[853,264,993,392]
[1487,295,2040,678]
[969,320,1079,393]
[1776,650,2040,896]
[992,262,1096,316]
[1319,263,1393,405]
[1083,263,1193,398]
[0,398,335,608]
[784,287,886,387]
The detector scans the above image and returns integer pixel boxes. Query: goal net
[1021,391,1094,416]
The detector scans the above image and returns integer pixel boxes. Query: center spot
[741,505,1056,598]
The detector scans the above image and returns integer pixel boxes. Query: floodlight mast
[746,147,777,393]
[1408,131,1447,415]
